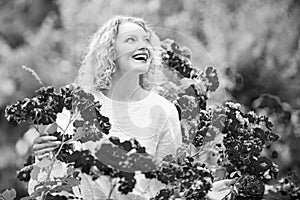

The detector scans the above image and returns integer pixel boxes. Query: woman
[32,16,232,199]
[32,16,182,199]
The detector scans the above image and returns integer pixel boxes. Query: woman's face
[114,22,152,75]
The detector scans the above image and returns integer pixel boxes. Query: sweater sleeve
[155,105,183,162]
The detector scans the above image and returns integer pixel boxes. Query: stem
[39,101,97,199]
[32,124,40,133]
[107,179,117,200]
[221,191,232,200]
[48,116,67,134]
[43,102,95,182]
[191,145,204,158]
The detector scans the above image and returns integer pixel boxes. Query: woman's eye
[145,38,151,43]
[126,37,135,42]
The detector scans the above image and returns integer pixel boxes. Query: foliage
[4,84,159,200]
[3,36,300,200]
[146,156,213,200]
[1,1,300,199]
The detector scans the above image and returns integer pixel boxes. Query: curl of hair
[75,15,164,93]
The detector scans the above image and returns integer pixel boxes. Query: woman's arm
[155,105,183,162]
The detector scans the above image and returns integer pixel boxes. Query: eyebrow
[121,33,150,39]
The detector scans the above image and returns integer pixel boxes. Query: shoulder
[148,91,178,119]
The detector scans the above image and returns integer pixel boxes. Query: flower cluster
[192,109,212,147]
[220,102,279,182]
[146,155,213,200]
[5,87,64,126]
[161,39,219,93]
[190,102,280,199]
[233,175,265,200]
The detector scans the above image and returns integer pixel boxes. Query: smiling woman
[30,16,183,199]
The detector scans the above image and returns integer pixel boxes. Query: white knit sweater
[96,90,182,162]
[93,90,183,199]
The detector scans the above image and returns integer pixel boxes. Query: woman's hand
[33,124,61,160]
[207,179,235,200]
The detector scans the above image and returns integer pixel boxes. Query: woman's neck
[103,71,147,102]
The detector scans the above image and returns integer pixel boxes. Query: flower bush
[1,39,299,200]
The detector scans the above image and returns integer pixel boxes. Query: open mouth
[131,50,150,63]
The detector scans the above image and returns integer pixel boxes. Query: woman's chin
[130,59,150,73]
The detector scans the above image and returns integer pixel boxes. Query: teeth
[132,53,148,62]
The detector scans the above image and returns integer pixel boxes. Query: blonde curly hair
[75,15,164,93]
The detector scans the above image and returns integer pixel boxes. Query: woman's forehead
[117,22,149,37]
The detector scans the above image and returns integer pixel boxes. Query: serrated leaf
[51,185,73,193]
[129,153,157,172]
[95,143,129,170]
[63,177,80,186]
[51,160,68,178]
[36,157,52,168]
[80,173,107,200]
[66,167,75,175]
[30,186,50,199]
[203,127,217,143]
[1,189,16,200]
[177,95,199,120]
[44,194,68,200]
[73,127,102,143]
[30,166,40,181]
[180,119,198,143]
[95,143,156,173]
[44,181,57,187]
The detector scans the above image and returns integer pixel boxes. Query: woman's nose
[138,38,151,48]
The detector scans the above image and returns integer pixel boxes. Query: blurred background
[0,0,299,198]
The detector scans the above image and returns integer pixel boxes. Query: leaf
[50,160,68,178]
[79,173,107,200]
[129,153,157,172]
[30,166,40,181]
[44,181,57,187]
[95,143,129,170]
[175,144,187,160]
[1,189,16,200]
[180,119,198,143]
[51,185,73,193]
[36,157,52,168]
[45,193,69,200]
[73,127,102,143]
[95,143,156,173]
[177,95,199,120]
[206,180,232,200]
[20,197,33,200]
[31,186,51,199]
[63,177,80,186]
[203,127,218,143]
[55,109,74,136]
